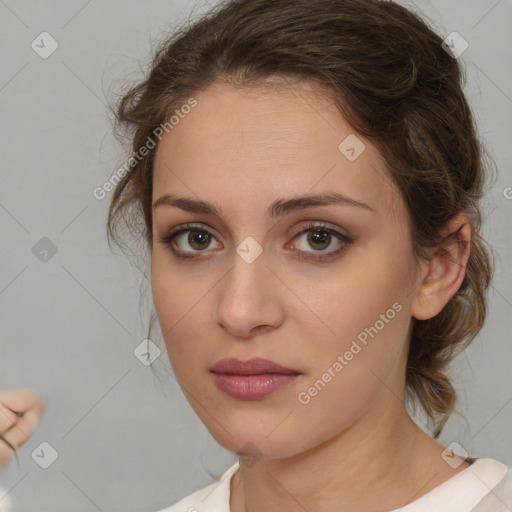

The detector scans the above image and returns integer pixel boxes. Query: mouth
[210,357,300,375]
[210,357,302,400]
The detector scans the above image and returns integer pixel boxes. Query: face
[151,79,422,460]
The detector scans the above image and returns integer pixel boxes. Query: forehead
[152,80,403,221]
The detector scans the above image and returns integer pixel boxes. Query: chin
[203,420,306,462]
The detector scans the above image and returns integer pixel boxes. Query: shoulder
[454,458,512,512]
[152,461,239,512]
[484,464,512,508]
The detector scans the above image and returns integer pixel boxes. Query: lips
[210,357,301,400]
[210,357,299,375]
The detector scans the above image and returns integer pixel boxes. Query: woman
[107,0,512,510]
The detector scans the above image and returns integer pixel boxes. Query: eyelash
[158,221,353,262]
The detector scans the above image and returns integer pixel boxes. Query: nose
[213,246,285,339]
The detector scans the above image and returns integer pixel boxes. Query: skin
[150,78,472,512]
[0,389,44,469]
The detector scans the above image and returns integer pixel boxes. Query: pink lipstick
[210,357,301,400]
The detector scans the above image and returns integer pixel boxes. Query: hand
[0,389,45,469]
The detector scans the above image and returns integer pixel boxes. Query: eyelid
[167,222,218,238]
[288,220,350,238]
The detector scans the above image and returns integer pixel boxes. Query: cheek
[151,257,176,336]
[310,249,412,347]
[293,296,410,446]
[151,252,203,332]
[296,241,414,396]
[151,255,215,377]
[151,258,192,360]
[300,293,408,396]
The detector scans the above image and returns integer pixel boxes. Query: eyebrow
[152,191,375,218]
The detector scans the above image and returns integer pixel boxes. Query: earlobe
[411,214,471,321]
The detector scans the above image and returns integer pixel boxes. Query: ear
[411,214,471,321]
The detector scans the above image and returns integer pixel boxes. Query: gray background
[0,0,511,510]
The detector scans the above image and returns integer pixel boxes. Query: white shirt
[154,457,512,512]
[0,488,11,512]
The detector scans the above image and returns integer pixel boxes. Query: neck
[230,398,462,512]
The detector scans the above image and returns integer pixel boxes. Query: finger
[0,390,45,470]
[0,403,43,447]
[0,403,20,435]
[0,390,45,419]
[0,432,17,468]
[0,411,38,469]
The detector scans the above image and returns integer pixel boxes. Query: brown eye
[286,222,353,262]
[159,223,222,257]
[306,229,332,251]
[159,221,352,262]
[186,230,212,251]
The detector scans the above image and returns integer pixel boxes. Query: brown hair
[106,0,495,437]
